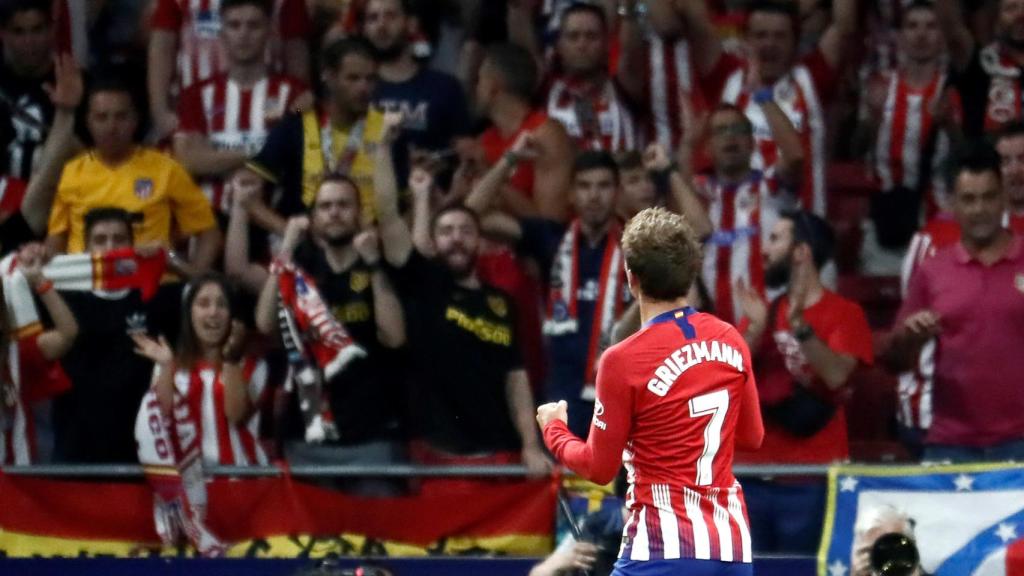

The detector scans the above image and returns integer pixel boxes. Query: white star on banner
[954,474,975,492]
[840,476,859,492]
[996,522,1018,543]
[828,559,849,576]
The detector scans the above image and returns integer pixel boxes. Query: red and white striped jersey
[870,70,960,211]
[698,171,791,326]
[544,308,764,563]
[644,35,698,149]
[177,74,306,213]
[545,76,641,152]
[710,51,835,216]
[172,358,269,466]
[897,213,1024,429]
[150,0,310,91]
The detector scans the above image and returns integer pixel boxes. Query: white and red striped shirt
[644,35,698,149]
[699,171,791,326]
[150,0,310,91]
[545,76,641,152]
[177,74,306,213]
[708,51,836,216]
[171,358,269,466]
[871,70,960,211]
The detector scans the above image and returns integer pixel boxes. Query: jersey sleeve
[824,301,874,367]
[150,0,183,31]
[542,346,633,485]
[46,172,73,237]
[167,160,217,235]
[278,0,311,39]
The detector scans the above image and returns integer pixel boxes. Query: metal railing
[1,462,850,478]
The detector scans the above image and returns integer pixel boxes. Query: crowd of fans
[0,0,1023,557]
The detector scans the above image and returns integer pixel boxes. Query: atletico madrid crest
[134,178,154,200]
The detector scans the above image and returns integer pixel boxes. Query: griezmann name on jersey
[543,307,764,563]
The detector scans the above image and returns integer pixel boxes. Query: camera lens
[870,532,920,576]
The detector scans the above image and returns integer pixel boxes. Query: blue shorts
[612,558,754,576]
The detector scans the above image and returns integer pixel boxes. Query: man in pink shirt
[891,143,1024,462]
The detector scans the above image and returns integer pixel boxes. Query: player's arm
[539,350,632,485]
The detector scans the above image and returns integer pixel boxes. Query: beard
[764,258,791,290]
[441,248,476,280]
[323,231,355,248]
[372,38,406,62]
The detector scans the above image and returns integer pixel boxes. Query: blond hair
[622,207,702,301]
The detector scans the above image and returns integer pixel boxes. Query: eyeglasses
[710,124,752,138]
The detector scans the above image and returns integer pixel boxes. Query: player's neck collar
[643,306,697,329]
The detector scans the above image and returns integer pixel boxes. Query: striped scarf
[274,259,366,443]
[543,221,625,386]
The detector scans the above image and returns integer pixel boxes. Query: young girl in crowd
[133,274,269,466]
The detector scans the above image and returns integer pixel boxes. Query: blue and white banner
[818,464,1024,576]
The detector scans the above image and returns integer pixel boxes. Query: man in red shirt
[476,43,573,221]
[679,0,856,216]
[890,143,1024,463]
[539,207,763,575]
[734,209,873,554]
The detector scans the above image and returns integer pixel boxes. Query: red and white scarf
[543,221,625,386]
[273,259,366,443]
[135,378,226,557]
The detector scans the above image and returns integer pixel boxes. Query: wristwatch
[793,322,815,343]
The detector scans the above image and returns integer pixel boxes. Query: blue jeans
[741,478,826,555]
[612,558,753,575]
[923,438,1024,463]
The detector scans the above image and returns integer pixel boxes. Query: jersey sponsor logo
[331,302,370,325]
[444,306,512,346]
[646,340,745,397]
[592,398,607,430]
[378,100,429,132]
[192,10,220,38]
[487,295,508,318]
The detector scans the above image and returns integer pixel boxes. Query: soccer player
[538,207,764,575]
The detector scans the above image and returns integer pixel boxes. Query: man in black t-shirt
[52,207,182,463]
[245,172,407,486]
[0,0,56,179]
[359,0,472,181]
[374,113,550,474]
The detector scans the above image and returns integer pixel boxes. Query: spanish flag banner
[0,471,557,558]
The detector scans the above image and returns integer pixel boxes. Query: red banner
[0,472,557,558]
